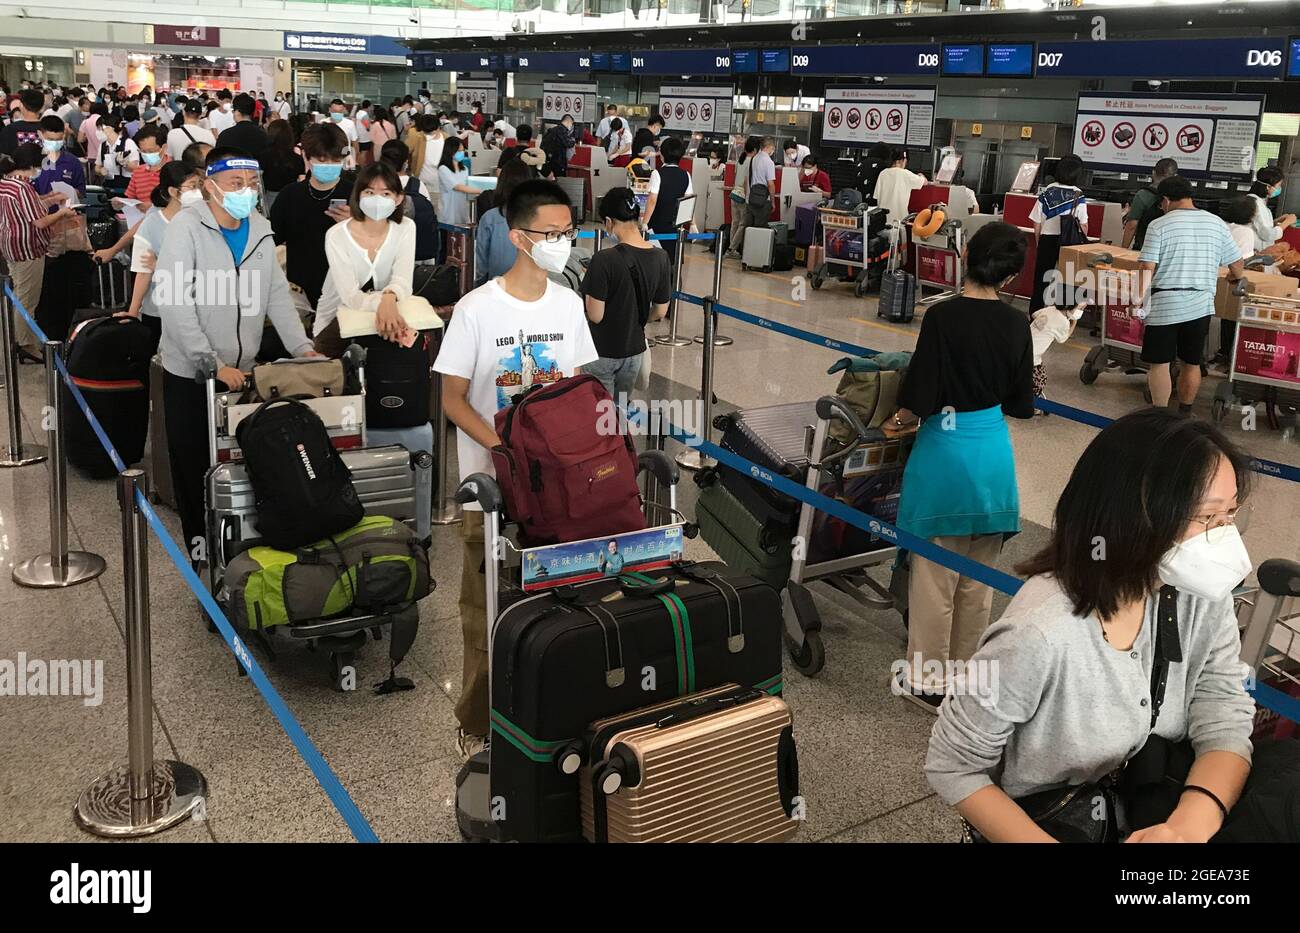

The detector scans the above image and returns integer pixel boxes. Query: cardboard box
[1057,243,1142,288]
[1214,269,1298,322]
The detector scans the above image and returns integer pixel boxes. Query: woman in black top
[260,119,305,213]
[580,187,672,398]
[883,221,1035,712]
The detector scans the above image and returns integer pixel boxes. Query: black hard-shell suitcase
[713,401,818,531]
[877,269,915,323]
[62,314,153,478]
[488,561,783,843]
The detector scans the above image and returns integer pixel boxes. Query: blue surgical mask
[141,151,162,167]
[330,112,344,123]
[311,162,343,184]
[455,151,469,165]
[42,139,63,154]
[220,187,258,220]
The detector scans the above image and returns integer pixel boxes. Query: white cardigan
[314,216,416,336]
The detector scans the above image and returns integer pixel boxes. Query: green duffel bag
[825,351,912,447]
[224,515,432,630]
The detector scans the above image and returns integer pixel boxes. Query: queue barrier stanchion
[0,278,47,468]
[430,363,462,526]
[74,469,208,837]
[655,226,694,348]
[12,339,106,589]
[695,227,733,348]
[675,250,720,472]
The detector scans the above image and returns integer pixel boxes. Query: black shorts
[1140,315,1211,365]
[359,141,373,152]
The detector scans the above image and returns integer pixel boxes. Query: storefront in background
[284,31,413,112]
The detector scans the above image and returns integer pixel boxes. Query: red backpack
[491,374,644,547]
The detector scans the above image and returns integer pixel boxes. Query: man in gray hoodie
[153,146,319,564]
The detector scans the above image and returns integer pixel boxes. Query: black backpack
[404,176,437,262]
[1132,185,1161,251]
[235,398,363,551]
[360,333,432,429]
[413,264,462,307]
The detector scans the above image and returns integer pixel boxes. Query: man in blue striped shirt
[1136,176,1245,413]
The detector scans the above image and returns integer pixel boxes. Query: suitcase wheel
[741,263,749,271]
[763,266,772,274]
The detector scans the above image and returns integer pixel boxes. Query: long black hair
[151,160,202,208]
[1018,409,1251,619]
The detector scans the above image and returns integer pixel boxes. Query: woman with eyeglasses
[926,409,1257,843]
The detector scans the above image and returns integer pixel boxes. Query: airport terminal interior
[1,0,1299,848]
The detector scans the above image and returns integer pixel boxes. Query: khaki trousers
[456,511,489,736]
[7,256,46,353]
[905,534,1003,692]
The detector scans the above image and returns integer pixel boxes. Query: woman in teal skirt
[883,222,1035,711]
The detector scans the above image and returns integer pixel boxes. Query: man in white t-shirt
[325,98,358,168]
[271,93,291,121]
[166,99,217,162]
[433,179,597,758]
[873,147,927,226]
[208,90,236,134]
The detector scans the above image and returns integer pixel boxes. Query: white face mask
[360,194,397,221]
[179,188,204,208]
[1157,525,1252,602]
[524,234,572,274]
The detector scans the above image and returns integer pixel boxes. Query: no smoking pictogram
[886,109,904,132]
[827,107,843,128]
[1176,124,1204,153]
[1143,123,1168,152]
[1112,122,1136,149]
[1080,120,1105,147]
[865,108,882,131]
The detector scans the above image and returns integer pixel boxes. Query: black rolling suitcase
[712,401,817,534]
[487,562,784,843]
[62,313,153,477]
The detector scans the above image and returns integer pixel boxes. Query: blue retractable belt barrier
[3,283,380,843]
[699,294,1300,485]
[647,232,717,241]
[674,291,706,307]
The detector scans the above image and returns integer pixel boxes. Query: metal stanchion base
[431,503,463,526]
[654,334,694,347]
[674,448,715,471]
[13,551,106,588]
[0,443,47,467]
[693,334,734,347]
[74,760,208,838]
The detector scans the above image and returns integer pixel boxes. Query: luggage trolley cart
[1078,262,1151,392]
[198,347,430,692]
[779,396,907,676]
[908,208,966,305]
[809,205,889,298]
[1211,294,1300,430]
[1238,560,1300,734]
[451,451,693,843]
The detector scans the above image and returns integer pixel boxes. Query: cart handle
[814,395,870,467]
[1085,253,1114,269]
[637,450,679,489]
[1258,559,1300,598]
[455,473,503,513]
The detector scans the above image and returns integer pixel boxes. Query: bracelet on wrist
[1180,784,1228,823]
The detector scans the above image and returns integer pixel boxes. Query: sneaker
[456,728,489,760]
[894,668,945,715]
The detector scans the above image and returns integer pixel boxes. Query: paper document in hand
[120,199,148,230]
[50,181,80,207]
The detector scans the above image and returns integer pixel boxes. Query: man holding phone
[269,122,355,310]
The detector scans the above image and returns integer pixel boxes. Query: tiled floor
[1,245,1296,843]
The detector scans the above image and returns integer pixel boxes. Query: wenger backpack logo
[296,443,317,480]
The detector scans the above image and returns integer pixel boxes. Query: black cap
[184,99,203,115]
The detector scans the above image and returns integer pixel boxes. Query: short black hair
[151,160,202,209]
[205,145,255,170]
[599,186,641,223]
[516,124,533,143]
[659,136,684,164]
[217,89,233,101]
[505,178,571,229]
[19,88,42,114]
[379,139,410,172]
[1153,157,1178,180]
[648,114,664,128]
[1220,195,1257,227]
[1156,175,1194,203]
[4,142,43,172]
[135,124,167,148]
[39,115,64,134]
[802,154,818,168]
[124,105,140,122]
[232,93,256,118]
[1055,153,1084,186]
[964,221,1026,287]
[784,139,798,151]
[300,123,348,161]
[181,141,211,170]
[1256,166,1284,188]
[1018,409,1251,620]
[888,147,907,163]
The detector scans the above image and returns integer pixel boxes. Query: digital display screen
[987,44,1034,77]
[942,45,983,76]
[609,52,631,73]
[1288,38,1300,78]
[732,49,758,74]
[761,48,791,73]
[591,52,609,71]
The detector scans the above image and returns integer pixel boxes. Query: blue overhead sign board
[761,48,790,73]
[790,44,940,77]
[510,50,598,73]
[609,51,631,73]
[411,51,499,72]
[630,49,732,76]
[1035,37,1288,79]
[732,49,758,74]
[283,32,409,58]
[1289,38,1300,78]
[942,44,983,76]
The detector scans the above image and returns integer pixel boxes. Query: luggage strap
[670,561,744,653]
[622,571,695,694]
[575,602,626,689]
[489,709,570,764]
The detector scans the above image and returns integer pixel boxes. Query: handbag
[46,211,94,258]
[966,585,1189,843]
[251,358,346,401]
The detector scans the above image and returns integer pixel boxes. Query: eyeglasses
[520,228,578,244]
[1190,504,1252,544]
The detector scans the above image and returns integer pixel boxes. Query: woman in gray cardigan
[926,409,1257,842]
